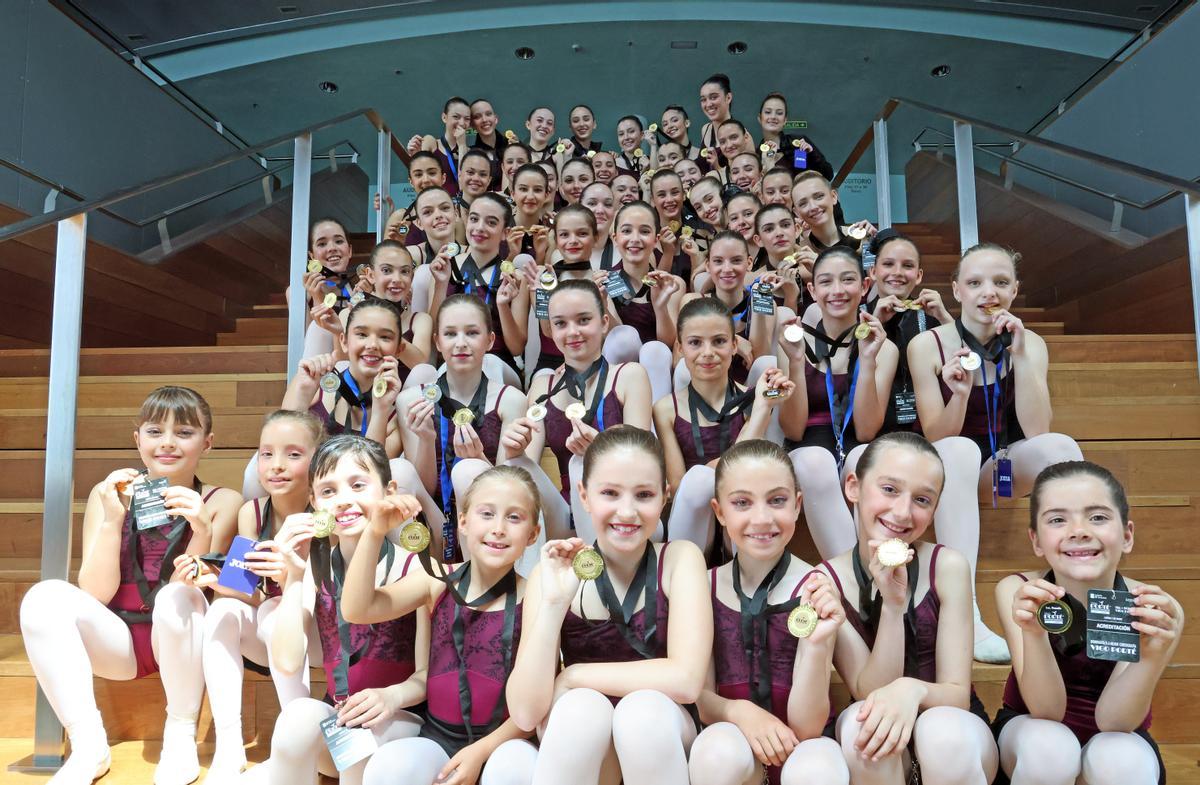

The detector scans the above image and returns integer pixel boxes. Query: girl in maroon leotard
[202,410,324,779]
[993,462,1181,785]
[688,440,847,785]
[21,387,241,785]
[342,465,543,785]
[257,435,428,784]
[820,432,998,785]
[504,427,713,785]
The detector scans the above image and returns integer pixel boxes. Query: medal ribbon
[731,554,791,710]
[335,369,372,437]
[955,319,1010,495]
[442,137,459,183]
[435,375,490,562]
[589,543,659,659]
[116,475,200,624]
[445,562,518,741]
[538,358,610,430]
[453,255,503,305]
[328,540,397,703]
[686,380,753,461]
[851,546,920,676]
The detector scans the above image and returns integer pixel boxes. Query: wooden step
[0,346,288,377]
[0,374,285,410]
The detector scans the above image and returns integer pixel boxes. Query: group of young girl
[21,75,1184,785]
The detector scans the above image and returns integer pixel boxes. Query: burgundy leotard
[432,386,513,501]
[784,359,857,457]
[309,388,397,438]
[671,390,746,470]
[613,295,657,344]
[542,364,627,501]
[927,331,1023,461]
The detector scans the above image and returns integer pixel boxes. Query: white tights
[789,446,860,559]
[202,596,311,776]
[997,715,1160,785]
[247,698,421,785]
[20,580,208,785]
[530,688,696,785]
[603,327,672,403]
[837,702,997,785]
[688,721,848,785]
[979,433,1084,499]
[363,735,537,785]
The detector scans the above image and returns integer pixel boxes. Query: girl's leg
[780,736,848,785]
[836,702,905,785]
[483,354,522,388]
[666,465,717,552]
[450,457,492,502]
[996,715,1081,785]
[531,688,615,785]
[611,689,697,785]
[639,341,674,404]
[151,582,209,785]
[255,596,311,707]
[602,325,642,367]
[482,739,539,785]
[931,437,1008,663]
[568,455,595,544]
[202,598,265,778]
[790,447,856,559]
[302,322,335,361]
[912,706,997,785]
[504,454,571,542]
[265,700,420,785]
[20,580,139,785]
[243,454,266,501]
[978,433,1085,498]
[362,737,447,785]
[1079,732,1160,785]
[687,722,759,785]
[402,363,438,392]
[672,358,691,391]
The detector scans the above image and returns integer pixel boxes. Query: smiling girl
[21,387,241,785]
[580,182,621,273]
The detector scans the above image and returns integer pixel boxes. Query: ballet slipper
[973,600,1011,664]
[154,714,200,785]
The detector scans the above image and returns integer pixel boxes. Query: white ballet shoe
[973,601,1011,664]
[203,749,247,785]
[47,748,111,785]
[154,716,200,785]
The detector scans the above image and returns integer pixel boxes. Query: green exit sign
[785,120,808,129]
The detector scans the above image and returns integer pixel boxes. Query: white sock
[155,713,200,785]
[208,718,247,779]
[48,709,110,785]
[973,600,1011,664]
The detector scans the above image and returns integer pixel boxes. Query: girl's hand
[337,687,402,730]
[591,270,612,304]
[435,740,489,785]
[729,699,798,767]
[565,415,599,457]
[539,538,586,608]
[303,270,329,304]
[365,494,423,539]
[243,541,289,584]
[499,416,539,458]
[275,513,317,583]
[310,302,344,337]
[658,228,679,262]
[531,225,552,263]
[855,311,886,363]
[406,135,424,156]
[452,422,487,460]
[866,538,914,611]
[778,318,807,365]
[854,680,923,761]
[162,485,208,530]
[371,357,402,410]
[297,354,338,393]
[429,251,452,285]
[406,397,438,438]
[915,289,951,324]
[872,295,902,324]
[1130,584,1184,656]
[795,139,814,154]
[505,227,527,254]
[792,246,817,283]
[99,468,141,523]
[992,308,1026,356]
[755,367,794,407]
[170,553,217,588]
[799,572,845,646]
[647,271,679,309]
[847,220,878,239]
[1011,578,1065,634]
[680,234,703,261]
[734,334,755,373]
[941,348,975,399]
[496,270,519,308]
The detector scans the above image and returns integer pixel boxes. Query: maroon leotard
[926,330,1022,461]
[432,385,513,503]
[783,360,858,457]
[671,389,746,470]
[542,364,627,501]
[309,387,397,438]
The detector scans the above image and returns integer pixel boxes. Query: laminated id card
[320,715,378,772]
[217,535,261,595]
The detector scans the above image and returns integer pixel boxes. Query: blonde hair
[461,464,541,517]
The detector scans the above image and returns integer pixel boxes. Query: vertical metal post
[1185,195,1200,382]
[953,120,979,250]
[288,134,312,382]
[872,118,892,229]
[375,130,392,242]
[27,214,87,770]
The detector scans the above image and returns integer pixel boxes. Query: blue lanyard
[443,137,459,182]
[981,355,1004,464]
[437,411,458,562]
[339,370,370,436]
[462,257,503,305]
[596,393,606,432]
[823,360,859,469]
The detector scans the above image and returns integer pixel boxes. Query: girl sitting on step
[992,461,1182,785]
[20,386,241,785]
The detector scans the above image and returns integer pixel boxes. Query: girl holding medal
[509,164,552,241]
[688,440,848,785]
[654,298,793,554]
[501,426,712,785]
[408,187,462,273]
[203,410,324,779]
[500,279,652,542]
[726,192,764,271]
[819,432,998,785]
[992,461,1181,785]
[568,104,603,158]
[500,144,531,197]
[253,435,426,785]
[524,107,557,164]
[698,73,734,164]
[648,171,703,287]
[344,466,542,785]
[728,152,763,195]
[660,105,699,162]
[614,115,648,175]
[791,172,869,254]
[580,182,622,272]
[778,248,897,559]
[590,151,619,186]
[21,387,240,785]
[600,200,685,402]
[757,93,834,179]
[528,205,602,377]
[752,204,814,313]
[397,295,525,563]
[295,218,356,347]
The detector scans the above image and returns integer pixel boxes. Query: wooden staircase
[2,222,1199,781]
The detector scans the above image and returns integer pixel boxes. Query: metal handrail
[832,97,1200,200]
[0,108,392,243]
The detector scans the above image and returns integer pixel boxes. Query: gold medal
[116,477,136,497]
[960,352,982,371]
[853,322,872,341]
[782,253,797,265]
[632,148,644,159]
[555,143,566,154]
[443,242,461,257]
[587,150,597,159]
[323,292,338,308]
[356,264,369,278]
[398,521,431,553]
[643,168,656,179]
[349,291,366,306]
[564,402,587,421]
[1037,599,1073,634]
[422,384,443,403]
[680,226,694,238]
[504,130,518,142]
[319,371,341,394]
[500,260,515,275]
[783,324,804,343]
[647,123,658,133]
[307,259,323,274]
[526,403,548,422]
[668,220,681,234]
[398,224,409,236]
[538,269,558,290]
[372,376,389,399]
[641,275,656,287]
[787,604,819,638]
[572,548,605,581]
[452,408,475,427]
[876,538,910,568]
[313,510,336,539]
[791,139,803,148]
[701,148,711,159]
[846,225,868,241]
[759,142,770,153]
[985,305,1000,315]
